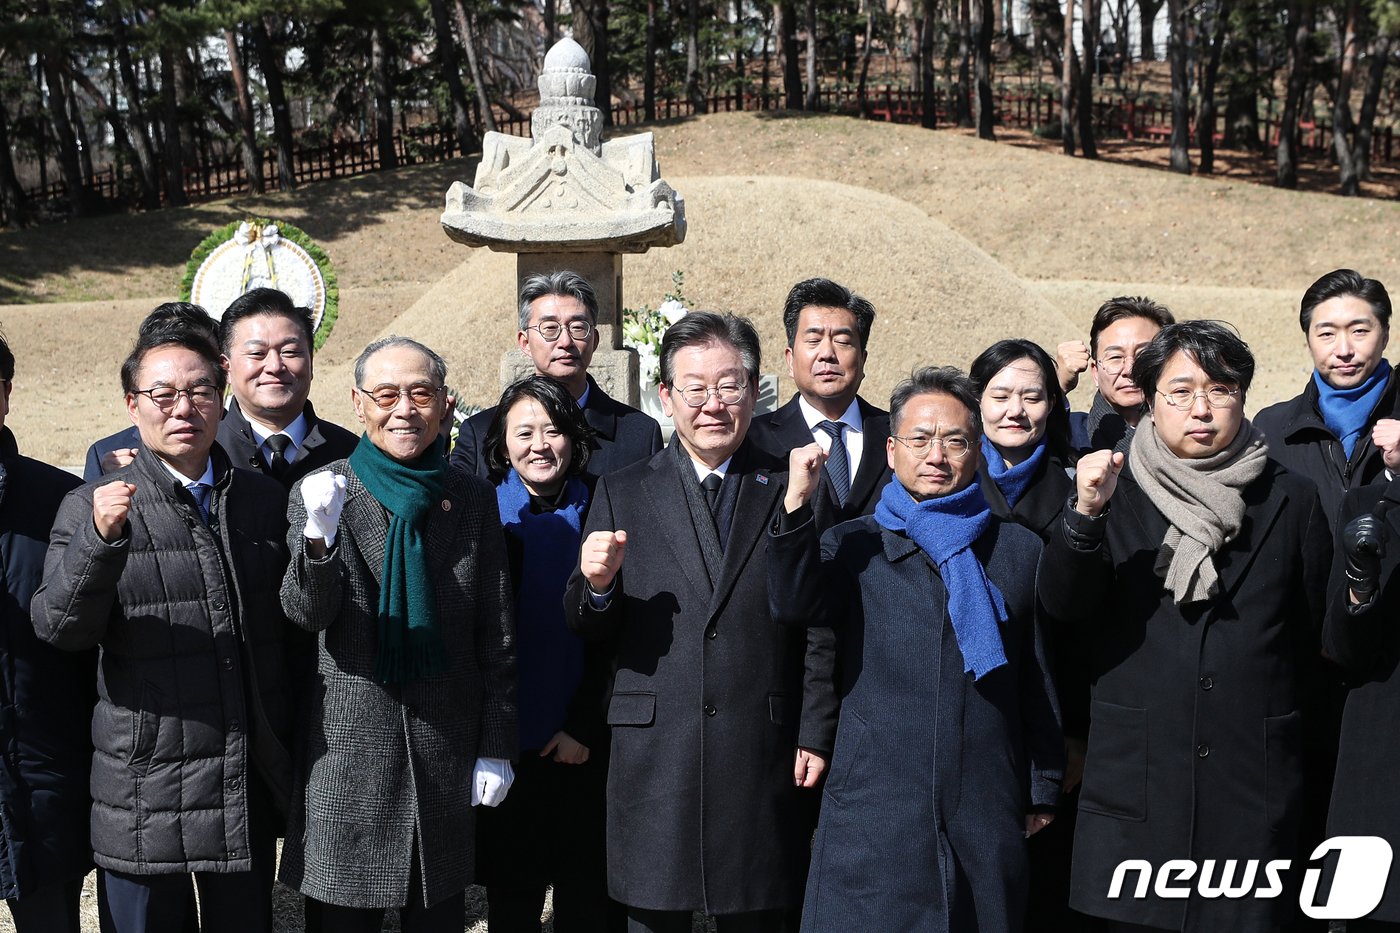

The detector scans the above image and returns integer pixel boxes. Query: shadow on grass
[0,157,478,305]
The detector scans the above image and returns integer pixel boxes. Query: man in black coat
[768,366,1063,933]
[32,327,299,933]
[451,270,662,478]
[214,288,357,486]
[0,335,92,933]
[747,277,892,525]
[1255,268,1398,530]
[564,312,834,932]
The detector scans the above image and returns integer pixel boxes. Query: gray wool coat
[278,459,517,911]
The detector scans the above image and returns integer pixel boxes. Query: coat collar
[581,375,619,443]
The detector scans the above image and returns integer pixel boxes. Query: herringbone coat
[278,459,517,910]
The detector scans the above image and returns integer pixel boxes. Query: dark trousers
[96,775,277,933]
[479,752,622,933]
[6,876,85,933]
[626,907,786,933]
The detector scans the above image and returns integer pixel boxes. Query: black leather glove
[1342,513,1388,602]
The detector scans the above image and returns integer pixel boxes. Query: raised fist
[99,447,138,474]
[1342,513,1388,603]
[1073,449,1124,518]
[785,442,827,513]
[581,529,627,592]
[301,471,348,546]
[1373,419,1400,472]
[93,480,136,543]
[1056,340,1091,394]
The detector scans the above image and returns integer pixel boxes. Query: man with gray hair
[451,270,662,478]
[565,311,834,932]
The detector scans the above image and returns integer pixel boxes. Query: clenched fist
[99,447,138,474]
[785,442,827,514]
[301,471,348,546]
[581,529,627,592]
[1056,340,1091,394]
[1074,450,1124,517]
[93,480,137,543]
[1373,419,1400,472]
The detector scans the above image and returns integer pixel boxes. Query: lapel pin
[442,499,452,511]
[756,473,769,486]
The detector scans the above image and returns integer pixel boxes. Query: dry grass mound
[308,175,1079,427]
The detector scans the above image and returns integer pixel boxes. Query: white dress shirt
[796,395,865,479]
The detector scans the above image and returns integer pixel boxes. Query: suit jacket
[452,375,663,479]
[278,461,517,909]
[563,439,836,914]
[218,399,359,490]
[1038,463,1332,933]
[747,394,893,527]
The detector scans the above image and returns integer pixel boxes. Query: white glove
[301,471,347,546]
[471,757,515,807]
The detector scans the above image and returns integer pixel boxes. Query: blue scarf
[980,434,1047,509]
[348,433,447,684]
[1314,359,1392,458]
[496,469,590,751]
[874,479,1009,680]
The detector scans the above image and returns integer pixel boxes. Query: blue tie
[817,420,850,507]
[189,483,212,522]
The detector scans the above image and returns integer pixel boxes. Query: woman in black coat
[475,375,615,933]
[0,425,91,933]
[970,340,1082,933]
[1038,321,1332,933]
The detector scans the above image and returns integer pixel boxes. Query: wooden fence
[6,85,1393,225]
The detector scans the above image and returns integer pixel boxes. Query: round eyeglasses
[359,384,445,410]
[528,321,594,342]
[1157,386,1240,410]
[671,382,748,408]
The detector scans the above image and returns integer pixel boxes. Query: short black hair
[483,375,595,481]
[889,366,982,439]
[1089,296,1175,357]
[219,287,315,356]
[969,338,1070,460]
[1132,320,1255,403]
[781,278,876,349]
[120,328,226,396]
[659,311,762,387]
[140,302,220,347]
[0,328,13,382]
[1299,268,1392,332]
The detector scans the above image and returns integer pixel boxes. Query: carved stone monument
[441,37,686,405]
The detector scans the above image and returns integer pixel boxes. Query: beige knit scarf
[1128,416,1269,605]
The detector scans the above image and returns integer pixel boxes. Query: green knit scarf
[349,433,448,684]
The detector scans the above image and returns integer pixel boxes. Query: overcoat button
[704,704,717,717]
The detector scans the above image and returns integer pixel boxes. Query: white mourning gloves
[301,471,348,546]
[471,757,515,807]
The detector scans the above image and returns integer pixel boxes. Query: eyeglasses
[670,381,748,408]
[358,384,445,410]
[891,434,973,459]
[528,320,594,342]
[1095,353,1137,376]
[132,385,222,411]
[1157,386,1240,410]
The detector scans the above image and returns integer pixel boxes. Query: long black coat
[563,440,837,915]
[1038,462,1332,933]
[769,508,1063,933]
[0,428,92,900]
[747,394,893,525]
[31,446,300,875]
[1254,371,1400,531]
[1323,478,1400,922]
[453,376,662,479]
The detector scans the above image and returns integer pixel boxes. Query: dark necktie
[701,472,722,516]
[265,433,292,479]
[817,420,850,507]
[189,482,212,523]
